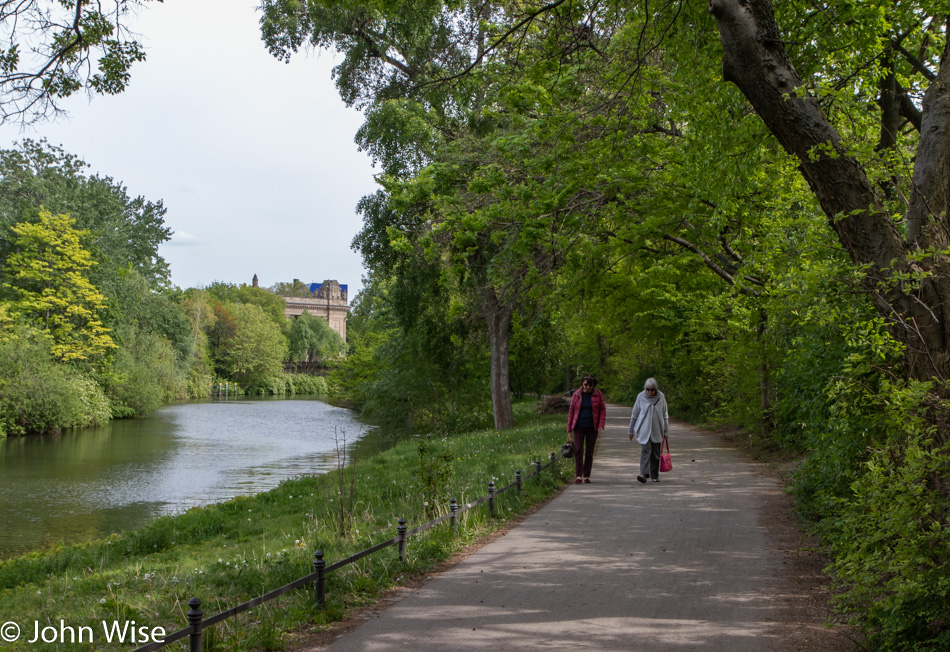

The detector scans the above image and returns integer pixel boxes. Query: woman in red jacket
[566,375,607,483]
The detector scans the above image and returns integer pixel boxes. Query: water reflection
[0,396,370,557]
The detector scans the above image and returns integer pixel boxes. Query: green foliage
[269,279,316,297]
[0,141,189,425]
[0,329,111,436]
[241,371,329,397]
[205,281,288,330]
[0,3,151,122]
[416,435,454,514]
[100,322,187,417]
[2,210,116,363]
[331,269,494,435]
[281,372,329,395]
[825,432,950,650]
[216,303,288,391]
[0,140,172,288]
[288,310,345,366]
[105,271,194,369]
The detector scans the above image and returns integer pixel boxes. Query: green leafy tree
[205,281,288,331]
[93,271,194,415]
[0,140,172,288]
[2,210,115,362]
[331,268,491,434]
[270,279,316,297]
[217,303,288,390]
[0,1,156,124]
[288,311,345,368]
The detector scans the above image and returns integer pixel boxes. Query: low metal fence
[131,451,561,652]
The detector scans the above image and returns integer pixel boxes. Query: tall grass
[0,404,567,651]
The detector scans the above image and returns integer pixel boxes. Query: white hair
[644,377,658,391]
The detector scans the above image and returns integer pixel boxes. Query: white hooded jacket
[628,390,669,444]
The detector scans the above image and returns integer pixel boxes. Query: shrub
[0,332,110,435]
[825,433,950,650]
[239,372,329,396]
[101,325,188,417]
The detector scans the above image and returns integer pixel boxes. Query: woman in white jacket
[627,377,669,483]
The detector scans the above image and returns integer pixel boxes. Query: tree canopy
[2,209,115,362]
[0,1,157,124]
[1,1,949,644]
[261,1,950,646]
[288,310,345,367]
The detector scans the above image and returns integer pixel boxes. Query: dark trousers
[573,426,598,478]
[640,441,662,479]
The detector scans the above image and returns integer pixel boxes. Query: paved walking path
[306,405,852,651]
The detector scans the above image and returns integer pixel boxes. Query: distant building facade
[274,278,349,342]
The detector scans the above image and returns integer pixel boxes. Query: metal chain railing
[131,451,561,652]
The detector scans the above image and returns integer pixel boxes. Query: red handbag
[660,439,672,472]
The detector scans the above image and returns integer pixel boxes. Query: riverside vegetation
[0,141,343,437]
[0,402,565,652]
[3,2,950,649]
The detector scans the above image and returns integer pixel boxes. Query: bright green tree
[2,210,115,362]
[288,311,345,368]
[0,140,172,288]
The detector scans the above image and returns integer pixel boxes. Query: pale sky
[0,0,378,296]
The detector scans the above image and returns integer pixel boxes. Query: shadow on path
[302,406,854,651]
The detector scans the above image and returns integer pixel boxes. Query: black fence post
[187,597,203,652]
[488,481,496,518]
[313,550,326,609]
[515,470,522,493]
[535,458,542,480]
[550,451,556,474]
[397,518,407,563]
[449,498,458,534]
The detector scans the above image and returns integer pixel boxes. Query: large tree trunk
[708,0,950,385]
[485,290,516,430]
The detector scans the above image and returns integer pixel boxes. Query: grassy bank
[0,404,567,651]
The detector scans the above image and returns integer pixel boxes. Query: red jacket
[567,388,606,432]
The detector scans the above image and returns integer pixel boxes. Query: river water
[0,396,373,557]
